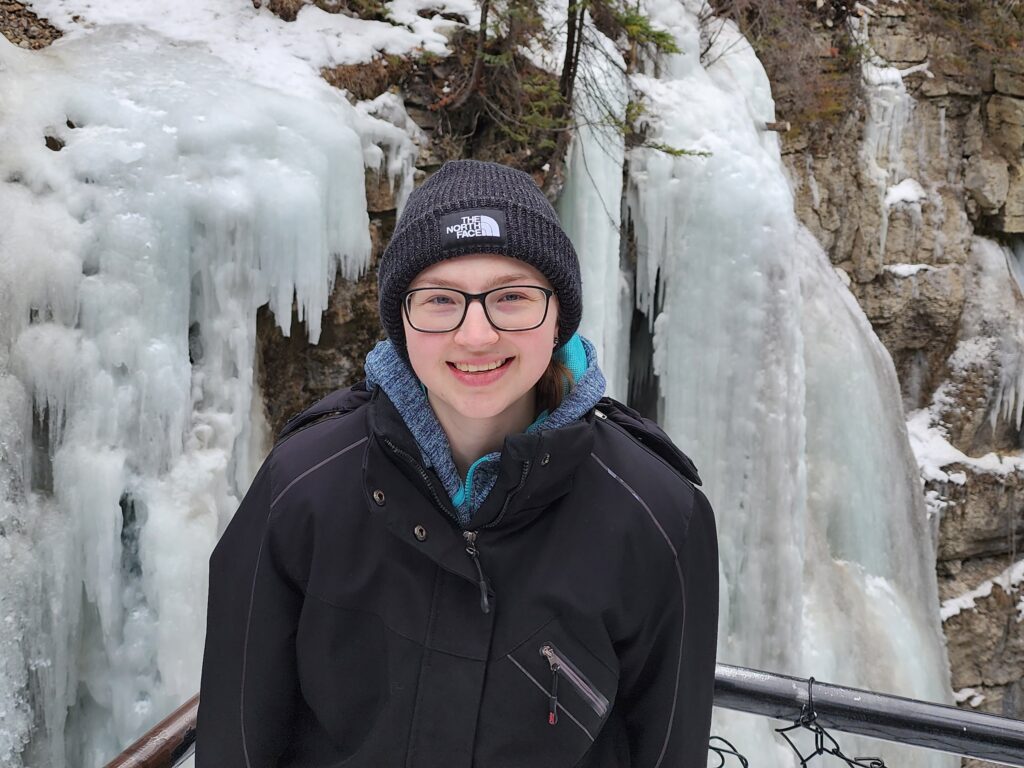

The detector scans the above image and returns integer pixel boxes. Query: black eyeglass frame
[401,285,555,333]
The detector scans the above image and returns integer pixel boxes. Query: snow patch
[885,263,932,278]
[26,0,475,95]
[884,178,926,208]
[906,410,1023,484]
[953,687,986,707]
[941,559,1024,622]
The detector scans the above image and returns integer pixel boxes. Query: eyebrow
[410,273,535,290]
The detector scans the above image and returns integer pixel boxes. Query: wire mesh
[710,677,891,768]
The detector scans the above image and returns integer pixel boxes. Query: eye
[495,289,532,303]
[410,290,459,308]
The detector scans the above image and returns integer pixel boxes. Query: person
[196,159,719,767]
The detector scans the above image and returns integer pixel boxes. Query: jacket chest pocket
[534,642,610,724]
[476,620,618,768]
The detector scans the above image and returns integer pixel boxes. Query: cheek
[517,330,555,377]
[403,325,446,382]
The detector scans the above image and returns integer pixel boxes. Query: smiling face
[402,253,558,433]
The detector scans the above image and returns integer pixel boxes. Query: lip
[447,357,514,387]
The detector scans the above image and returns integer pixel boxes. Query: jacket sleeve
[195,457,306,767]
[620,488,719,768]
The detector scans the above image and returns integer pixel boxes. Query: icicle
[557,19,630,399]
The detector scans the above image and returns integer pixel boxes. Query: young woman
[196,160,719,768]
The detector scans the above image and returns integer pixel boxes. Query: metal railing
[103,665,1024,768]
[104,694,197,768]
[715,664,1024,767]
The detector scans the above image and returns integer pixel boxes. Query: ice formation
[596,0,950,763]
[0,0,959,766]
[557,25,631,399]
[850,10,935,266]
[0,1,432,761]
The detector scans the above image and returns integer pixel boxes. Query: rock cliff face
[780,0,1024,729]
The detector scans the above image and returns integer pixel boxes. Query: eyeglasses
[402,285,554,333]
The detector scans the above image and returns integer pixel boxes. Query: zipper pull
[541,644,559,725]
[463,531,491,614]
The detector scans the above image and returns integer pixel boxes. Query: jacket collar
[366,389,595,532]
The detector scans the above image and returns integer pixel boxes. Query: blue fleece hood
[364,334,606,526]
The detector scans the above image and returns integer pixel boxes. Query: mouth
[448,357,513,373]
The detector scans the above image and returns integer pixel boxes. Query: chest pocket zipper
[540,643,610,723]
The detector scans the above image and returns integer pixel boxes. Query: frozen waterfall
[0,21,417,765]
[560,1,954,765]
[0,0,954,766]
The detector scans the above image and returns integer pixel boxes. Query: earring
[553,335,560,347]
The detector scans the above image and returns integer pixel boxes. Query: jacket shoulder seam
[589,451,681,561]
[593,416,698,492]
[270,435,369,510]
[274,406,364,448]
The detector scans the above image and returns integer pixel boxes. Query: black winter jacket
[196,384,718,768]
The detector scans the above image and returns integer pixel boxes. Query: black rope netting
[710,677,890,768]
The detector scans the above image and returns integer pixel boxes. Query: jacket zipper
[462,531,490,614]
[382,437,460,525]
[381,437,492,614]
[540,643,609,720]
[483,459,532,529]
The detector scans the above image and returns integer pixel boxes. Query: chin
[450,394,520,421]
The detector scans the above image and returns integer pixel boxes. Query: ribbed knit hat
[378,160,582,355]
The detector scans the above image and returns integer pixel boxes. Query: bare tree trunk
[451,0,491,109]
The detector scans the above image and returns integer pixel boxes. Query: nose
[454,300,500,346]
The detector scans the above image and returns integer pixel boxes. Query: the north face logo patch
[448,214,500,238]
[440,209,507,249]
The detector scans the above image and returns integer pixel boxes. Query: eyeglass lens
[405,286,549,332]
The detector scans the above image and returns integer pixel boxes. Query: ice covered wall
[623,1,954,763]
[0,0,443,759]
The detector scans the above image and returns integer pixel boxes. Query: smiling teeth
[454,358,507,372]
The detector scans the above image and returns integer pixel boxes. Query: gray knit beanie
[378,160,582,355]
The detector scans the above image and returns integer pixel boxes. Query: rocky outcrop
[939,533,1024,721]
[0,2,61,49]
[935,467,1024,565]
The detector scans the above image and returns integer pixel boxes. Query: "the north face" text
[445,214,501,239]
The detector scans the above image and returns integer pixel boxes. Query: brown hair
[534,357,575,415]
